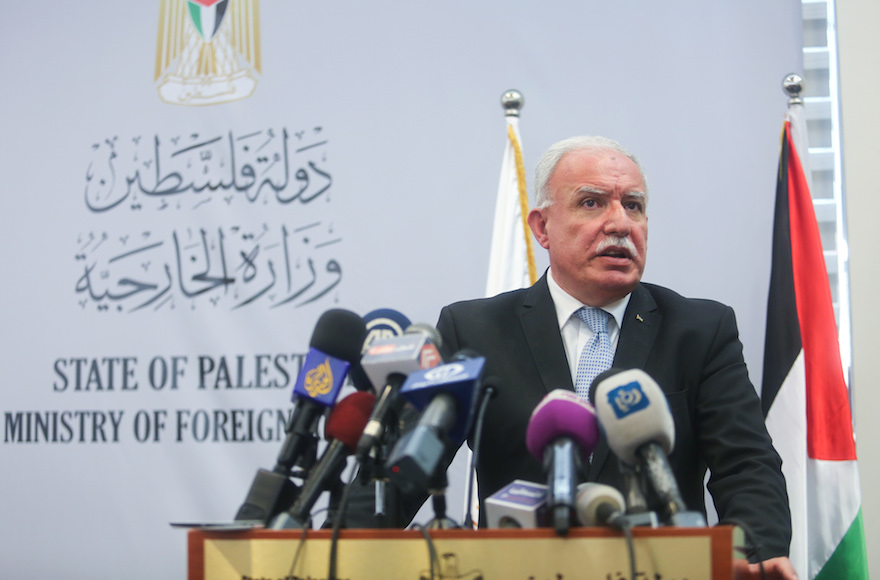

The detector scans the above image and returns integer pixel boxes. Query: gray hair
[533,136,649,209]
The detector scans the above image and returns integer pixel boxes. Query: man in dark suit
[436,136,797,579]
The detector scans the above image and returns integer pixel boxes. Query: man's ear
[528,208,550,250]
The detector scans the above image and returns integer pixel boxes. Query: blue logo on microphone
[606,381,649,418]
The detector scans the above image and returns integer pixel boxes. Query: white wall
[837,1,880,576]
[0,2,803,578]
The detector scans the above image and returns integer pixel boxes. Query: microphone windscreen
[525,389,600,462]
[405,322,443,350]
[325,391,376,451]
[347,363,373,392]
[576,483,625,526]
[592,368,675,465]
[310,309,367,363]
[353,308,413,392]
[363,308,412,342]
[588,367,626,405]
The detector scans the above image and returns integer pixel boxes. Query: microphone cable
[463,379,497,529]
[285,508,319,579]
[411,522,441,580]
[617,515,636,580]
[327,462,360,580]
[595,502,637,580]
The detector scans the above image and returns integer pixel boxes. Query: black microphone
[271,391,376,529]
[274,309,368,474]
[234,309,366,523]
[525,389,601,536]
[385,353,486,495]
[354,323,443,463]
[590,368,706,526]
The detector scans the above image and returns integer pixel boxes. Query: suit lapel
[588,283,661,480]
[518,274,573,394]
[513,278,663,482]
[612,284,660,370]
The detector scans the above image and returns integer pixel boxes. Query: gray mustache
[597,236,638,258]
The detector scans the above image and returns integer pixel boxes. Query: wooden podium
[187,525,741,580]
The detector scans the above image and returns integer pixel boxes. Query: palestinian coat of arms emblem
[155,0,261,106]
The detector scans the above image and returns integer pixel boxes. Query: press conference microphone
[271,391,376,529]
[617,460,655,521]
[233,309,366,523]
[577,481,641,580]
[576,483,627,528]
[274,309,368,475]
[355,323,443,462]
[590,368,706,526]
[525,389,600,536]
[385,353,486,495]
[350,308,414,392]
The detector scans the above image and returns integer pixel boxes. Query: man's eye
[582,199,598,208]
[625,201,644,212]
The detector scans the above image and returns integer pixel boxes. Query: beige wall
[836,0,880,576]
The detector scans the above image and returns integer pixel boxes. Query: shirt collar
[546,267,631,330]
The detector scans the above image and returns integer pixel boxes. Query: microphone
[349,308,414,392]
[577,482,642,580]
[275,309,368,474]
[385,354,486,495]
[362,308,413,348]
[525,389,600,536]
[485,480,548,528]
[590,368,706,526]
[234,309,366,523]
[271,391,376,529]
[355,323,443,463]
[576,482,627,528]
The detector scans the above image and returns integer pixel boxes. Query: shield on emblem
[186,0,229,41]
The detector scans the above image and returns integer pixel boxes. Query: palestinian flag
[187,0,229,41]
[762,105,868,579]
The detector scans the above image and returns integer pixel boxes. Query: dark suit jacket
[436,273,791,561]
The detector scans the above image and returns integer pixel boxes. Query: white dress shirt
[545,268,631,382]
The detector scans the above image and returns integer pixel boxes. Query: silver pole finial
[782,74,805,106]
[501,89,524,117]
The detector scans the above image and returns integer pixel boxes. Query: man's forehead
[553,153,645,190]
[558,148,640,177]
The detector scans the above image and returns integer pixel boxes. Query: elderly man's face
[528,149,648,306]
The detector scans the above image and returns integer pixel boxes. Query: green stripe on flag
[188,4,205,37]
[814,509,868,580]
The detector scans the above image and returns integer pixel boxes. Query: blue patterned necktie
[574,307,614,399]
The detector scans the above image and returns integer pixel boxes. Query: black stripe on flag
[761,126,802,417]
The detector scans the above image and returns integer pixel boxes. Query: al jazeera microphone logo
[155,0,261,106]
[304,358,334,398]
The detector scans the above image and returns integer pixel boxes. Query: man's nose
[603,202,632,234]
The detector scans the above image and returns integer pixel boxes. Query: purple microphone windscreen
[526,389,600,461]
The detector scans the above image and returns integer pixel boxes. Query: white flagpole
[465,90,536,528]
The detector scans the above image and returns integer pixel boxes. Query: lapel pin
[636,314,644,323]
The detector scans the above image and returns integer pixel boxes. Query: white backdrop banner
[0,1,802,578]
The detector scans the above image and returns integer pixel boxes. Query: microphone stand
[426,471,459,530]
